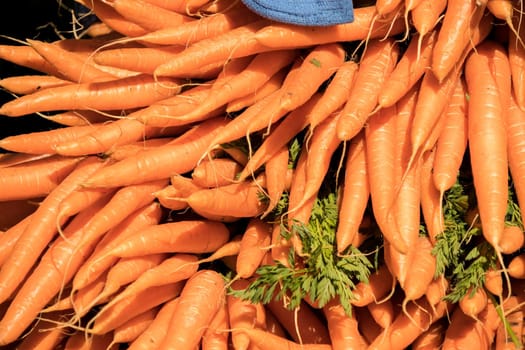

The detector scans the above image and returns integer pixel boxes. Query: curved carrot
[109,307,158,347]
[241,327,332,350]
[191,157,242,188]
[442,306,491,349]
[201,297,229,350]
[236,218,272,279]
[262,145,292,218]
[159,270,226,350]
[323,298,367,350]
[410,0,447,37]
[337,38,400,141]
[0,74,72,95]
[420,149,444,244]
[0,214,31,267]
[0,44,62,77]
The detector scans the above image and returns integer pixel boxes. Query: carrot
[127,297,179,350]
[228,279,267,350]
[0,44,62,76]
[153,184,190,211]
[236,93,321,182]
[431,0,488,81]
[420,149,444,244]
[337,38,400,141]
[411,321,446,350]
[136,3,261,46]
[192,157,242,188]
[375,0,403,15]
[260,145,292,218]
[322,298,367,350]
[442,305,491,349]
[289,110,342,214]
[377,28,438,108]
[106,137,174,161]
[266,296,331,344]
[0,124,98,155]
[26,39,116,83]
[13,311,68,350]
[89,282,183,335]
[0,156,106,305]
[159,270,226,350]
[109,307,158,346]
[82,117,229,188]
[459,287,488,319]
[425,274,449,308]
[308,60,358,130]
[410,0,447,37]
[140,0,208,13]
[365,105,407,253]
[93,46,186,74]
[465,40,512,249]
[253,6,406,49]
[0,73,181,117]
[508,253,525,279]
[0,154,81,201]
[98,254,198,319]
[153,20,272,78]
[182,49,298,123]
[63,332,116,350]
[0,74,72,95]
[225,67,287,113]
[500,225,525,255]
[484,266,504,297]
[41,110,112,127]
[0,192,111,345]
[183,176,268,220]
[96,219,230,259]
[508,10,525,111]
[201,296,229,350]
[508,92,525,213]
[77,253,169,319]
[71,202,163,292]
[79,0,149,37]
[355,305,382,345]
[110,0,193,31]
[0,212,32,264]
[236,218,273,279]
[369,299,396,331]
[240,327,333,350]
[432,77,469,195]
[367,297,449,350]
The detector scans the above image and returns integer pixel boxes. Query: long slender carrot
[508,78,525,214]
[508,9,525,111]
[240,327,333,350]
[154,20,272,78]
[109,307,158,347]
[253,6,406,49]
[0,156,106,305]
[136,3,261,46]
[201,296,229,350]
[0,124,98,155]
[159,270,226,350]
[41,110,112,127]
[0,154,82,201]
[82,116,229,188]
[0,75,72,95]
[0,74,182,117]
[0,44,62,76]
[420,149,444,244]
[236,218,272,279]
[465,40,511,249]
[401,236,437,305]
[410,0,447,37]
[337,38,400,141]
[262,145,292,218]
[323,298,367,350]
[0,214,32,266]
[0,192,111,345]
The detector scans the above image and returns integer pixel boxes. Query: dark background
[0,0,98,140]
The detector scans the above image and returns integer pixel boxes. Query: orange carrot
[337,38,400,141]
[365,105,407,253]
[236,218,273,279]
[136,3,261,46]
[191,157,242,188]
[0,124,98,155]
[109,307,158,346]
[0,213,32,266]
[106,137,174,161]
[41,110,112,127]
[411,321,446,350]
[63,332,116,350]
[201,296,229,350]
[253,6,405,49]
[159,270,226,350]
[0,74,72,95]
[228,279,267,350]
[26,39,116,83]
[0,154,81,201]
[410,0,447,37]
[127,297,179,350]
[431,0,488,81]
[500,225,525,255]
[355,305,382,345]
[465,40,511,249]
[401,236,437,305]
[71,202,163,292]
[0,44,62,76]
[420,149,444,244]
[0,156,106,305]
[459,287,488,318]
[89,282,183,335]
[442,305,491,349]
[0,73,181,117]
[154,20,272,77]
[508,253,525,279]
[13,311,68,350]
[508,92,525,214]
[351,266,395,307]
[110,0,193,31]
[82,117,229,188]
[240,327,333,350]
[323,298,367,350]
[377,28,438,108]
[508,10,525,110]
[262,145,293,218]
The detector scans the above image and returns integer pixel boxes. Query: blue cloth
[241,0,354,26]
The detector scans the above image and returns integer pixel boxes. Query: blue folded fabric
[241,0,354,26]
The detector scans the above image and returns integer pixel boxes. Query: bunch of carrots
[0,0,524,348]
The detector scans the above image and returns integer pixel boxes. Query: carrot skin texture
[159,270,226,350]
[236,218,272,279]
[323,298,367,350]
[465,40,511,249]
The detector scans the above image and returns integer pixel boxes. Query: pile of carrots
[0,0,525,348]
